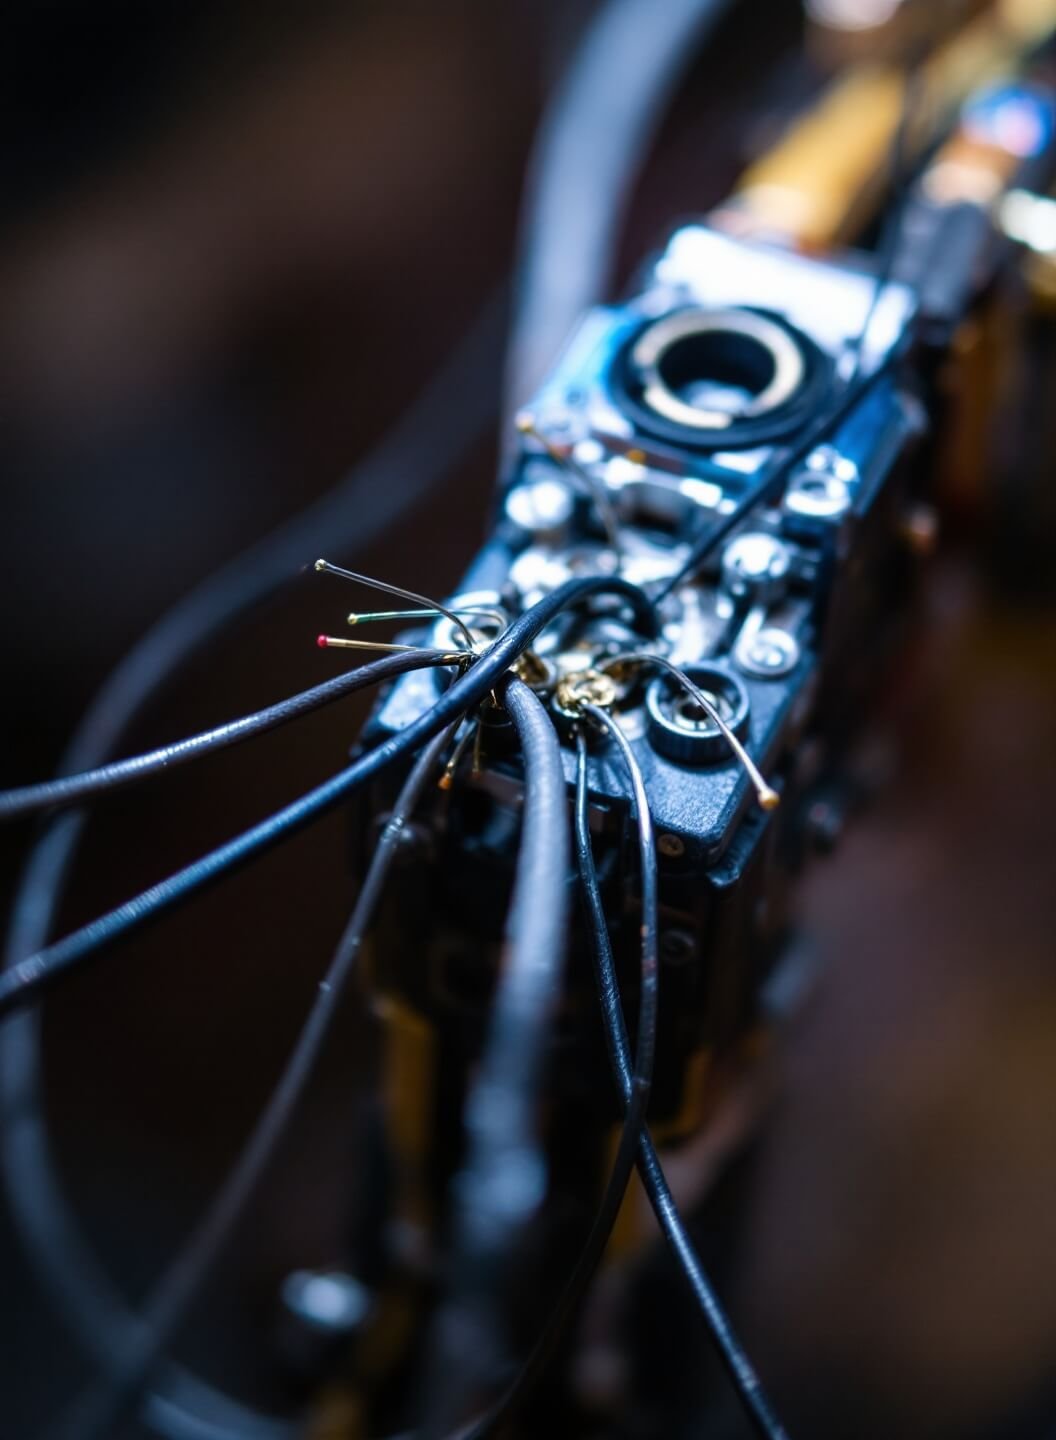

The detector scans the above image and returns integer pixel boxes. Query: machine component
[783,454,856,527]
[735,623,802,680]
[721,532,793,602]
[347,212,961,1428]
[503,469,576,544]
[645,664,751,765]
[3,12,1052,1437]
[614,307,828,449]
[553,670,621,721]
[723,0,1056,250]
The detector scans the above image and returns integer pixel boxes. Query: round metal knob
[721,532,792,603]
[645,664,750,766]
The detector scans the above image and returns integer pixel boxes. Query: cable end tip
[316,634,330,649]
[514,410,535,434]
[314,558,328,573]
[759,788,781,813]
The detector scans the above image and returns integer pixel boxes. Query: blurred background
[0,1,1054,1436]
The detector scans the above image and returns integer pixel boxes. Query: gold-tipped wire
[438,721,481,791]
[515,411,623,563]
[602,653,780,813]
[314,559,477,651]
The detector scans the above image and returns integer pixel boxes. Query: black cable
[460,717,659,1440]
[538,52,926,1431]
[0,290,507,1440]
[3,0,742,1417]
[2,0,735,1418]
[505,0,737,415]
[46,722,463,1440]
[655,42,933,609]
[0,652,461,822]
[461,1081,647,1440]
[421,679,570,1440]
[574,757,789,1440]
[652,355,898,604]
[845,57,927,389]
[0,576,655,1023]
[579,708,659,1083]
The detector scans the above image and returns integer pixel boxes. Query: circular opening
[671,688,732,733]
[616,308,828,452]
[656,329,777,421]
[645,664,751,767]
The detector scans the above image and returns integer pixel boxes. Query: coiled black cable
[460,717,660,1440]
[574,752,790,1440]
[422,678,571,1440]
[47,723,463,1440]
[1,1,738,1426]
[0,651,461,822]
[1,291,507,1440]
[0,577,654,1023]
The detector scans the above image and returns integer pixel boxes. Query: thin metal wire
[844,57,927,386]
[0,652,461,823]
[516,410,623,562]
[315,559,477,651]
[46,723,463,1440]
[654,47,930,607]
[0,576,657,1022]
[317,636,439,656]
[347,607,508,630]
[651,356,898,604]
[438,721,481,791]
[573,755,790,1440]
[604,653,779,810]
[0,288,509,1440]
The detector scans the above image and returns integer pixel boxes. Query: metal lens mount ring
[614,306,830,452]
[646,664,751,766]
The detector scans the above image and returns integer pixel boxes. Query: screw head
[722,532,792,602]
[735,627,801,680]
[658,833,686,859]
[785,472,852,521]
[806,444,859,484]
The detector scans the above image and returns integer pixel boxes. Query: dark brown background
[0,3,1053,1436]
